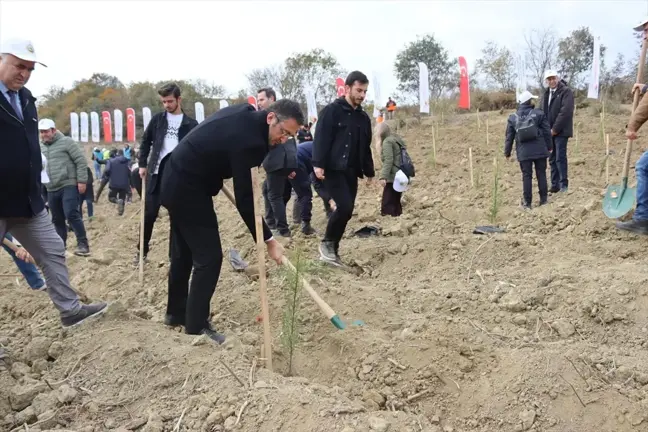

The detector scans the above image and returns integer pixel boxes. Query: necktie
[7,90,23,121]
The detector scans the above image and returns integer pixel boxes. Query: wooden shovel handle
[622,38,648,178]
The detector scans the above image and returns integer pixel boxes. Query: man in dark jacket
[104,149,131,216]
[160,100,302,343]
[258,87,298,238]
[136,82,198,263]
[290,141,334,235]
[504,91,553,208]
[541,70,574,193]
[0,38,106,329]
[313,70,375,265]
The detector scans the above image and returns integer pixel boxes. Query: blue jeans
[634,151,648,221]
[2,233,45,289]
[93,161,101,180]
[48,185,88,247]
[549,136,569,189]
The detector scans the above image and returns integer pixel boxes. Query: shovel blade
[603,184,636,219]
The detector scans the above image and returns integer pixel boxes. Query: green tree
[476,41,517,91]
[283,48,345,105]
[557,27,606,88]
[394,34,454,99]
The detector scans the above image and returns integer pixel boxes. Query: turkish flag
[458,56,470,110]
[126,108,136,142]
[336,77,345,97]
[101,111,112,143]
[247,96,258,110]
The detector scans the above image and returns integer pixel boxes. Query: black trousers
[262,171,292,232]
[166,189,222,335]
[549,136,569,190]
[110,188,128,201]
[138,158,168,257]
[519,158,548,204]
[323,169,358,244]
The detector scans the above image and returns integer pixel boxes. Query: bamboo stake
[469,147,474,188]
[606,134,610,185]
[477,109,481,131]
[250,167,273,371]
[486,117,490,147]
[432,126,437,165]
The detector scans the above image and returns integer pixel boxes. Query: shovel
[603,38,648,218]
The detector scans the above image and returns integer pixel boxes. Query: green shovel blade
[603,181,636,219]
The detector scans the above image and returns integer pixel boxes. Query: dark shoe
[520,198,531,210]
[277,229,292,238]
[538,198,548,206]
[61,302,108,327]
[199,325,226,345]
[117,199,125,216]
[560,187,568,193]
[549,187,560,194]
[319,241,341,265]
[108,197,117,204]
[301,222,316,235]
[616,220,648,235]
[74,243,90,257]
[164,314,185,327]
[133,252,147,267]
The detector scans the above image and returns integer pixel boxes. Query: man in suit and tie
[0,38,107,332]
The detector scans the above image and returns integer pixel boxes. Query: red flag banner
[458,56,470,110]
[247,96,258,110]
[336,77,345,97]
[101,111,112,143]
[126,108,136,142]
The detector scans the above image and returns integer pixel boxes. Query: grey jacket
[40,131,88,191]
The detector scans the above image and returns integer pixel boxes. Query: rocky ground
[2,107,648,432]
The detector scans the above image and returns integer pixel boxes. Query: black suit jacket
[0,85,44,218]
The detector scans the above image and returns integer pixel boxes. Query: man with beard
[258,87,298,237]
[160,99,303,343]
[312,71,375,265]
[136,82,198,264]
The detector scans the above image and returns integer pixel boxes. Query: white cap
[543,70,558,80]
[393,170,410,193]
[518,90,538,104]
[634,17,648,31]
[0,38,47,66]
[38,118,55,130]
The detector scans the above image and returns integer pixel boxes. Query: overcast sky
[0,0,645,105]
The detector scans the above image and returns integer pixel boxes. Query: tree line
[38,25,638,136]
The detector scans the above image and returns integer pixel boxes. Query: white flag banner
[305,88,317,123]
[80,112,89,142]
[219,99,229,109]
[418,62,430,114]
[588,36,601,99]
[90,112,100,143]
[195,102,205,123]
[114,109,123,142]
[70,113,79,141]
[372,72,382,118]
[142,107,152,131]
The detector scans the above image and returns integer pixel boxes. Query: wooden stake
[606,134,610,185]
[469,147,474,188]
[477,109,481,131]
[139,176,146,286]
[432,126,437,164]
[250,167,273,371]
[486,118,490,147]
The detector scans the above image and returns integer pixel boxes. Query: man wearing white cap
[0,38,106,328]
[617,18,648,234]
[39,117,91,256]
[541,70,574,194]
[504,91,552,208]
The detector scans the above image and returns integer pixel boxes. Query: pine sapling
[279,251,305,376]
[489,157,501,223]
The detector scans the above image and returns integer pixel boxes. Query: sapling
[489,157,501,223]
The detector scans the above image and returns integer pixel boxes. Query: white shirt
[155,113,183,174]
[41,153,50,184]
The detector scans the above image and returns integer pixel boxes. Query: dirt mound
[2,109,648,431]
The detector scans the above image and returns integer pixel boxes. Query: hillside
[2,108,648,432]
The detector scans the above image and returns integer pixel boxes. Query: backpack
[394,140,415,178]
[514,111,539,143]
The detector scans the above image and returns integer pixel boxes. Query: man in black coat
[312,71,375,265]
[160,99,303,343]
[504,91,553,208]
[541,70,574,193]
[0,38,106,330]
[136,82,198,263]
[258,87,298,237]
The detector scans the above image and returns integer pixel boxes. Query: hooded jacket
[40,131,89,192]
[312,97,375,178]
[105,155,131,190]
[504,102,552,161]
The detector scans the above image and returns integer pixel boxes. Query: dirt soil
[2,108,648,432]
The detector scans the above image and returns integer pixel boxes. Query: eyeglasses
[273,119,294,138]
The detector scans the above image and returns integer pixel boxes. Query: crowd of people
[2,19,648,349]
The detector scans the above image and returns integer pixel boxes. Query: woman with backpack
[504,91,553,209]
[375,122,411,217]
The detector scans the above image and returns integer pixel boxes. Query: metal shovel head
[603,184,636,219]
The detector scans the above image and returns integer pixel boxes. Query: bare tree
[524,28,558,89]
[476,41,517,91]
[246,65,291,98]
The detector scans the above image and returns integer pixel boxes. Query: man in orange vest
[385,97,397,120]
